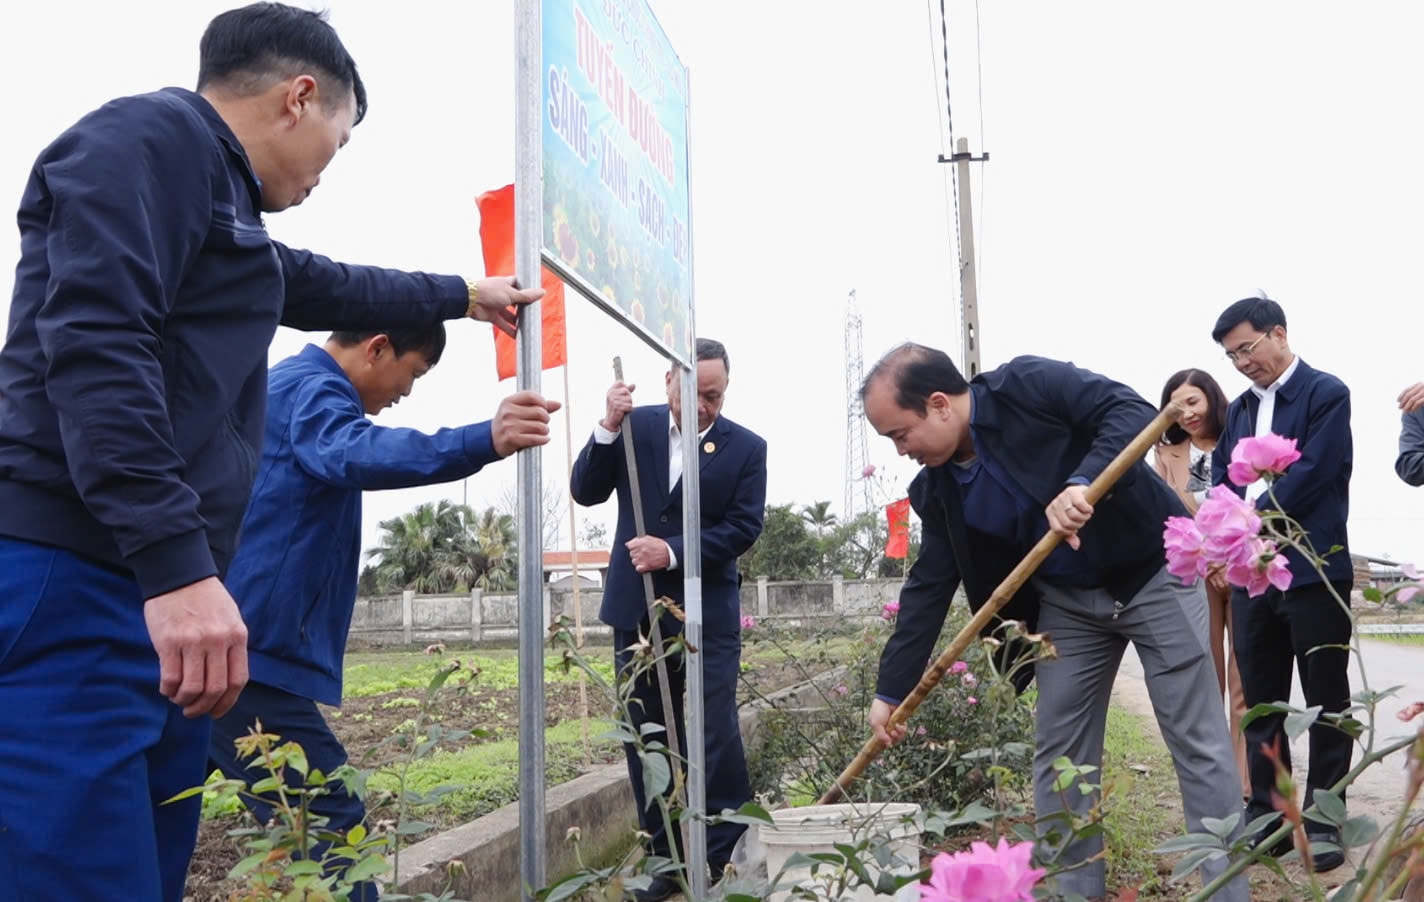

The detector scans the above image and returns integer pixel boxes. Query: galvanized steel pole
[514,0,546,897]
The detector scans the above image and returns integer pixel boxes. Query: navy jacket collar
[164,87,265,213]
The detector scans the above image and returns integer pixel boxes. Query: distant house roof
[543,550,611,572]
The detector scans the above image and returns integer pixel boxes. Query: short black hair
[329,324,447,365]
[1159,368,1229,445]
[198,3,367,126]
[696,337,729,374]
[1211,296,1287,344]
[860,342,968,414]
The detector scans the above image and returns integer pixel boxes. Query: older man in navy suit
[570,337,766,901]
[863,343,1247,902]
[1212,296,1353,873]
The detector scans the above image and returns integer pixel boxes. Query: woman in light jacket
[1154,368,1249,800]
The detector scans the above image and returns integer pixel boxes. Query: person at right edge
[863,343,1247,901]
[1212,296,1353,873]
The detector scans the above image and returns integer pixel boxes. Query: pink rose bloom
[916,725,928,737]
[1398,701,1424,723]
[1163,516,1208,584]
[949,661,969,675]
[961,672,978,688]
[966,696,978,705]
[739,614,756,630]
[881,601,901,621]
[920,838,1045,902]
[1195,485,1262,562]
[862,464,877,479]
[1224,537,1292,597]
[1227,434,1302,487]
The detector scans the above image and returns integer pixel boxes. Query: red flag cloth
[476,184,567,380]
[884,498,912,559]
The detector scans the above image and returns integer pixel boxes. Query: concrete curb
[394,665,847,900]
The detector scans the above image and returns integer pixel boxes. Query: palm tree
[800,500,838,538]
[365,501,518,594]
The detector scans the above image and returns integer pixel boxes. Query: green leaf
[285,860,323,877]
[1201,814,1240,838]
[251,775,284,795]
[1154,832,1225,854]
[710,802,773,826]
[396,820,434,836]
[1240,701,1296,731]
[639,751,671,801]
[162,784,212,804]
[343,854,391,883]
[1284,705,1322,740]
[347,824,367,845]
[1169,846,1223,881]
[1363,587,1383,602]
[229,852,270,880]
[1340,814,1380,847]
[1311,789,1346,826]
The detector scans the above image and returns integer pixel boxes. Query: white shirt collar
[669,411,714,441]
[1250,354,1300,399]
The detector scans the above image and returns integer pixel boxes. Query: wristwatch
[465,278,480,318]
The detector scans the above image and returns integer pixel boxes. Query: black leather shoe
[633,874,681,902]
[1307,824,1346,873]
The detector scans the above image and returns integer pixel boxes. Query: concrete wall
[350,578,906,647]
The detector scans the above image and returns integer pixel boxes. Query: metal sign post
[678,362,707,899]
[514,1,547,899]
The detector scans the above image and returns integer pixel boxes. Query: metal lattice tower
[844,290,872,520]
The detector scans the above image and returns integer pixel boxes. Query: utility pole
[940,137,988,378]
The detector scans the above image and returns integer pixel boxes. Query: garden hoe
[720,399,1183,895]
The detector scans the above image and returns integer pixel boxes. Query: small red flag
[884,498,912,559]
[476,184,568,380]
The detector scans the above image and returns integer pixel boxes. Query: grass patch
[1100,705,1178,896]
[1365,633,1424,646]
[367,718,620,829]
[343,649,616,698]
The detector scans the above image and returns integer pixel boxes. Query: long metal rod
[610,357,689,862]
[680,67,708,900]
[678,364,707,898]
[514,0,546,896]
[819,400,1184,804]
[562,365,592,767]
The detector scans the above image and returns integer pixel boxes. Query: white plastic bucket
[758,802,922,901]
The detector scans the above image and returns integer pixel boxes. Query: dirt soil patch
[186,651,819,900]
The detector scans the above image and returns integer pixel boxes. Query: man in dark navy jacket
[209,325,557,899]
[1212,296,1353,872]
[0,5,541,899]
[570,338,766,901]
[863,344,1246,902]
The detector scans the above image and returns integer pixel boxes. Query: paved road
[1114,636,1423,840]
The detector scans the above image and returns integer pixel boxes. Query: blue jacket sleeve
[1398,411,1424,487]
[273,244,469,331]
[570,431,620,506]
[1257,380,1351,516]
[288,379,500,490]
[664,437,767,569]
[33,104,218,597]
[875,517,960,704]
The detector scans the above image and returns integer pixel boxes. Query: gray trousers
[1032,566,1248,901]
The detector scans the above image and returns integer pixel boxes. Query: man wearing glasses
[1211,296,1353,873]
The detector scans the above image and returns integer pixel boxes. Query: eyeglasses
[1224,332,1271,364]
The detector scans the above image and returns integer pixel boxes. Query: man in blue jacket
[864,344,1247,902]
[210,324,557,899]
[570,338,766,901]
[1212,297,1353,872]
[0,5,542,899]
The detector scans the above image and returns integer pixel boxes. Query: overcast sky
[3,1,1422,565]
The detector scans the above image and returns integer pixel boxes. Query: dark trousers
[1232,579,1354,817]
[210,681,377,901]
[0,538,210,902]
[613,621,752,868]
